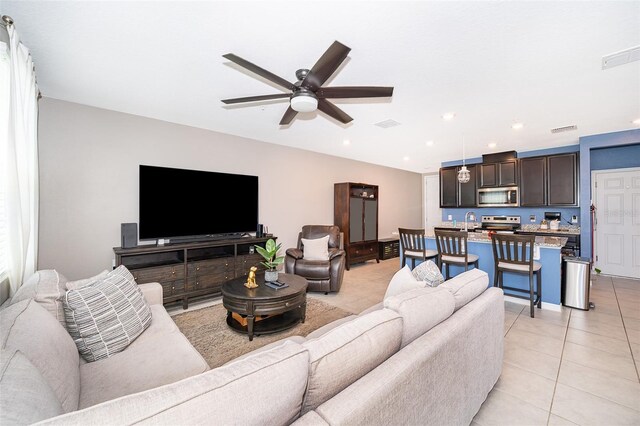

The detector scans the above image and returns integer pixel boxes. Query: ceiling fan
[221,41,394,125]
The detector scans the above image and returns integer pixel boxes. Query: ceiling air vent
[550,125,578,134]
[374,119,401,129]
[602,45,640,70]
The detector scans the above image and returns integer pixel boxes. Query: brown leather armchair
[285,225,346,294]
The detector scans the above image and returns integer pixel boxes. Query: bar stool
[434,229,479,279]
[398,228,439,269]
[490,233,542,318]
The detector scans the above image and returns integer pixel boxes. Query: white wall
[38,98,423,279]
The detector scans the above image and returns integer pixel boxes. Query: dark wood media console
[113,236,274,309]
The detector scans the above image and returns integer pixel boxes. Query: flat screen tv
[139,165,258,240]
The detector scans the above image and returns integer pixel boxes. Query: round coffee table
[221,273,308,341]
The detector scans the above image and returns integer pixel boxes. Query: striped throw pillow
[63,266,152,362]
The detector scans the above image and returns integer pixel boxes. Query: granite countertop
[437,222,580,235]
[426,231,568,248]
[519,224,581,235]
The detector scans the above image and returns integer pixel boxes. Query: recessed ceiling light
[488,142,497,148]
[426,140,434,147]
[633,118,640,125]
[343,139,351,145]
[403,156,410,161]
[512,122,524,130]
[441,112,456,121]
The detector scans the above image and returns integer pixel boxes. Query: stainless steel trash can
[563,257,591,310]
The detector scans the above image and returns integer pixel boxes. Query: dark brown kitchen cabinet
[519,153,578,207]
[440,165,477,208]
[480,161,518,187]
[440,166,459,207]
[520,157,547,206]
[548,153,578,206]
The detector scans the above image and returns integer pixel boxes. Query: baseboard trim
[503,295,562,312]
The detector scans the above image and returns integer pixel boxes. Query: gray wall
[38,98,423,279]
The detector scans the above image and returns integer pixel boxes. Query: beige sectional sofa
[1,268,503,425]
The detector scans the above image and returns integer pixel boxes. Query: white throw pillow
[301,235,330,261]
[384,265,426,300]
[9,270,69,328]
[412,260,445,287]
[64,265,152,362]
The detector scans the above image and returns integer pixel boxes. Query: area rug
[172,298,352,369]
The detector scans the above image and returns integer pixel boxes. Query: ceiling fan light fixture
[290,92,318,113]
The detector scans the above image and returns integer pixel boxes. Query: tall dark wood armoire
[334,182,379,270]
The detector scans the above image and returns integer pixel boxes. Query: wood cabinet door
[440,167,458,207]
[349,197,364,243]
[458,164,477,207]
[548,153,578,205]
[499,161,518,186]
[520,157,547,206]
[480,164,497,187]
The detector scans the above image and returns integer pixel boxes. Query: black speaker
[256,224,264,238]
[121,223,138,248]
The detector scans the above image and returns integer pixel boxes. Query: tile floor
[314,260,640,426]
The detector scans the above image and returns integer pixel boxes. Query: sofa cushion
[1,349,64,425]
[64,265,152,362]
[9,270,68,327]
[79,317,209,409]
[439,269,489,311]
[47,342,309,426]
[0,299,80,412]
[384,286,455,347]
[412,260,445,287]
[65,270,109,291]
[384,265,426,299]
[306,315,357,340]
[301,308,403,414]
[301,235,330,260]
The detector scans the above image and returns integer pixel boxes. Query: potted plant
[255,238,284,282]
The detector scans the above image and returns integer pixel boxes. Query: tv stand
[113,236,275,309]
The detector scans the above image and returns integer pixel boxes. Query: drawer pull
[285,302,290,307]
[196,267,200,271]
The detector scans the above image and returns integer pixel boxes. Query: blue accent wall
[590,144,640,171]
[579,130,640,259]
[441,207,579,225]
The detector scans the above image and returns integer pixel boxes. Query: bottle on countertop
[453,219,457,228]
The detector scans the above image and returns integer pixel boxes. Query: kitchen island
[402,232,568,308]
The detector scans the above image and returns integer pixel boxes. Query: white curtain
[0,23,39,295]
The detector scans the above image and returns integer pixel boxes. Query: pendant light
[457,136,470,184]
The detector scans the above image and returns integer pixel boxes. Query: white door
[594,168,640,278]
[423,174,441,235]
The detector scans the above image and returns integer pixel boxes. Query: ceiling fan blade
[316,86,394,99]
[302,41,351,91]
[221,93,290,104]
[317,99,353,124]
[279,106,298,125]
[223,53,296,91]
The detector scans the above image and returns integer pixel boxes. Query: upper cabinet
[519,152,579,207]
[479,160,518,187]
[547,153,578,206]
[440,164,477,208]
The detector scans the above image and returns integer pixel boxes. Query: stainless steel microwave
[477,186,519,207]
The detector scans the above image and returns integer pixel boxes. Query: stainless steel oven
[477,186,519,207]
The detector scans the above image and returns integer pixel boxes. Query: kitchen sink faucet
[464,211,476,232]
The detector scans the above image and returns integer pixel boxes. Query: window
[0,184,7,282]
